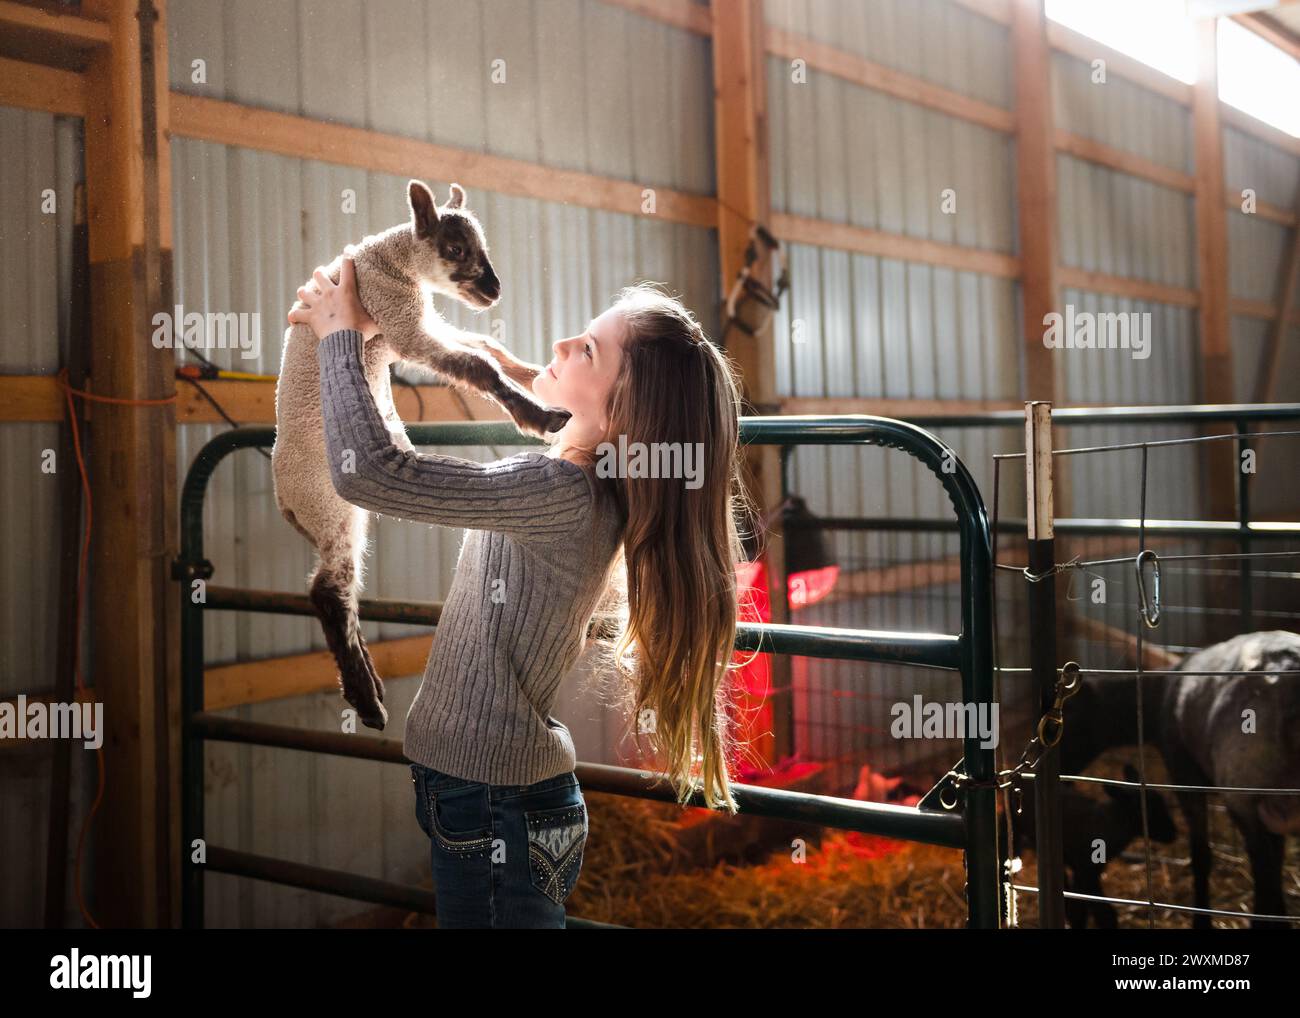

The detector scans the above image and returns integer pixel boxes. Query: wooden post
[1012,1,1072,523]
[1192,16,1239,638]
[1253,178,1300,403]
[1025,401,1065,928]
[1011,0,1059,404]
[81,0,178,927]
[711,0,793,765]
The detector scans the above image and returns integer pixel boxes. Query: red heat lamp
[733,501,842,780]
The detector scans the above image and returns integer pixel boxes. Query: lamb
[272,179,567,731]
[1011,763,1177,928]
[1061,630,1300,928]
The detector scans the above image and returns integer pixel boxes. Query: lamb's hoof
[356,699,388,731]
[542,407,572,434]
[342,687,388,730]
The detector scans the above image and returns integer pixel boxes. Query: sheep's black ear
[408,180,439,238]
[446,183,465,209]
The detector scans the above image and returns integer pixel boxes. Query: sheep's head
[1107,764,1178,844]
[406,179,501,310]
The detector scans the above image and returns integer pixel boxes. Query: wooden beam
[598,0,711,35]
[771,211,1021,278]
[80,0,177,929]
[1226,188,1298,228]
[175,377,504,426]
[1231,12,1300,63]
[712,0,793,762]
[1193,18,1234,407]
[778,394,1300,418]
[1055,130,1195,192]
[1065,614,1182,671]
[205,636,434,712]
[712,0,772,401]
[1012,0,1060,401]
[0,374,507,424]
[168,92,717,229]
[1253,179,1300,402]
[1230,296,1300,323]
[0,375,66,421]
[1190,16,1239,539]
[779,397,1022,416]
[0,55,86,115]
[765,26,1016,133]
[1058,266,1200,307]
[0,1,111,60]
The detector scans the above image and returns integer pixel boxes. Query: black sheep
[1011,763,1178,928]
[1061,630,1300,928]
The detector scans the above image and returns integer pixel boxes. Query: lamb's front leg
[415,314,546,388]
[383,318,569,438]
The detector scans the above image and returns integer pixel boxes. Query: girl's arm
[316,329,593,542]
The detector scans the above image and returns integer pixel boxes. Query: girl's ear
[408,180,439,238]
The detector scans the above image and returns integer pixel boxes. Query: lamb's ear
[446,183,465,209]
[408,180,439,238]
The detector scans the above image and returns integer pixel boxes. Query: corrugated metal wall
[764,0,1022,778]
[0,106,98,927]
[763,2,1297,781]
[166,0,718,925]
[1223,126,1300,522]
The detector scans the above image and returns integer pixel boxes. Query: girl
[289,256,750,928]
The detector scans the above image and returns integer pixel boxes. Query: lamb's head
[405,179,501,310]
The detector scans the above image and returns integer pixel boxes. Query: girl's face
[532,304,628,439]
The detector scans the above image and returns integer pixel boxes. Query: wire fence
[991,416,1300,929]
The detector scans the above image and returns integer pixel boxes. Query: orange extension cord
[54,369,177,929]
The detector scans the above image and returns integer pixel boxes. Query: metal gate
[176,416,999,928]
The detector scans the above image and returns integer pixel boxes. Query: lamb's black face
[406,180,502,310]
[435,211,500,309]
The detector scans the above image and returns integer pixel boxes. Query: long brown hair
[573,283,756,814]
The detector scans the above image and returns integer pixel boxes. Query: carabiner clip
[1135,549,1161,629]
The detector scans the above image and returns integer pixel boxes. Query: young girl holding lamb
[289,259,750,928]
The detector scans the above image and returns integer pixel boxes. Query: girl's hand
[287,253,380,341]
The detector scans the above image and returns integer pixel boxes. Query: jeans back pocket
[524,801,588,906]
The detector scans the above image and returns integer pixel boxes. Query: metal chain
[937,662,1082,810]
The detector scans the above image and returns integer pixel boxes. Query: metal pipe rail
[178,416,998,929]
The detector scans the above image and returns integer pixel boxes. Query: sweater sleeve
[317,329,593,542]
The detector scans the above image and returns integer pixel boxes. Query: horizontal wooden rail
[765,26,1015,134]
[0,0,110,54]
[771,211,1021,278]
[169,92,717,229]
[0,55,86,115]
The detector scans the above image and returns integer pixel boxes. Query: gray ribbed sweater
[317,329,624,785]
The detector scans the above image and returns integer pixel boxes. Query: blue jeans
[409,762,588,928]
